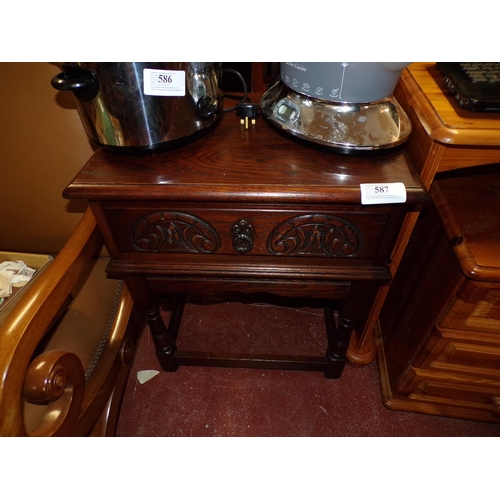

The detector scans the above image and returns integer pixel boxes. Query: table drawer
[100,204,400,261]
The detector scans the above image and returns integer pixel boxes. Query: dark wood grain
[64,103,427,206]
[64,100,426,378]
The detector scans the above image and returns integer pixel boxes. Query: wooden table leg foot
[323,306,350,379]
[155,348,178,372]
[324,352,346,379]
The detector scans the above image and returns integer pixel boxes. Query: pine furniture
[352,62,500,364]
[377,166,500,423]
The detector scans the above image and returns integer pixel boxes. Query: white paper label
[360,182,407,205]
[143,69,185,96]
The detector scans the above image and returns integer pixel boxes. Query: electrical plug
[236,103,259,129]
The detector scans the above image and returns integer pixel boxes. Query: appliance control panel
[273,98,301,124]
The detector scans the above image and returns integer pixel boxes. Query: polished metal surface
[52,62,223,154]
[261,80,412,152]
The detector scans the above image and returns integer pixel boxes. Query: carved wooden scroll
[267,214,363,257]
[132,212,220,254]
[23,350,85,437]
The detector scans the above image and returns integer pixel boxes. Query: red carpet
[116,300,500,437]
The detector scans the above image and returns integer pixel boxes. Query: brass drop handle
[231,219,255,254]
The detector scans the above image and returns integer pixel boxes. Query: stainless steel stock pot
[51,62,223,154]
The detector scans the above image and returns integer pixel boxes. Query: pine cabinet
[377,166,500,423]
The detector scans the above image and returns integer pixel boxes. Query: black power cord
[222,67,260,128]
[222,68,248,112]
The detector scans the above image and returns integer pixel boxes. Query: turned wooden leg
[125,276,178,372]
[324,282,377,378]
[324,306,353,379]
[166,294,187,343]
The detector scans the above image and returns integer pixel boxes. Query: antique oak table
[64,109,426,379]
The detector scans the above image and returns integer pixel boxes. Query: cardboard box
[0,251,53,326]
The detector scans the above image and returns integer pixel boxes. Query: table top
[401,63,500,146]
[64,104,426,207]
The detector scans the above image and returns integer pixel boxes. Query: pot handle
[197,95,220,119]
[51,69,99,102]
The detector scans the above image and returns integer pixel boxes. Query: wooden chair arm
[23,350,85,436]
[0,208,103,436]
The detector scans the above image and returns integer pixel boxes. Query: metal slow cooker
[261,62,412,154]
[51,62,223,154]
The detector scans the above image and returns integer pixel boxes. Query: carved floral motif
[267,214,363,257]
[132,212,220,253]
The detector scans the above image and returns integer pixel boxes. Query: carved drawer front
[441,282,500,335]
[102,205,395,260]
